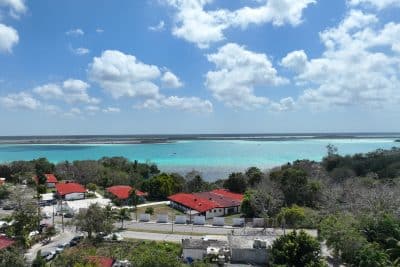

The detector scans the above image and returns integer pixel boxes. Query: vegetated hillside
[242,146,400,266]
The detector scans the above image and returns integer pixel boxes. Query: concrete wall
[157,214,168,223]
[231,248,268,265]
[206,208,225,219]
[175,215,187,224]
[64,193,84,201]
[139,213,150,222]
[193,216,206,225]
[213,217,225,226]
[182,248,205,261]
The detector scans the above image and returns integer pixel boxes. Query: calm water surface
[0,139,397,180]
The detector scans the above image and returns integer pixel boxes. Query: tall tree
[223,172,247,193]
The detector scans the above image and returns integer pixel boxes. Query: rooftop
[0,236,15,250]
[106,185,146,200]
[87,256,114,267]
[56,182,86,196]
[34,173,58,184]
[182,238,228,250]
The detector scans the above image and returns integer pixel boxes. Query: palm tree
[128,190,140,221]
[117,208,130,229]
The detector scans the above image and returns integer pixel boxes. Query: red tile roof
[87,256,114,267]
[168,190,244,213]
[56,183,86,196]
[106,185,147,200]
[211,189,244,201]
[0,236,15,250]
[194,192,242,208]
[33,173,58,184]
[168,193,217,213]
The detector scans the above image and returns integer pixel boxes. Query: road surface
[120,230,226,243]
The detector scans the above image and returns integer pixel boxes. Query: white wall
[65,193,85,201]
[183,249,205,261]
[206,208,225,219]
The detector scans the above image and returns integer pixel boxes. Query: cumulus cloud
[149,20,165,31]
[0,0,27,18]
[282,10,400,109]
[65,28,84,36]
[96,28,104,33]
[161,71,183,88]
[270,97,296,111]
[0,23,18,53]
[0,92,40,110]
[88,50,162,99]
[348,0,400,9]
[140,96,213,113]
[206,43,287,109]
[33,79,99,104]
[164,0,315,48]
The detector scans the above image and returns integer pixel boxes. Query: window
[219,209,222,212]
[214,210,216,213]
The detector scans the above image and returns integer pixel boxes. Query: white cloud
[206,43,287,108]
[149,20,165,31]
[0,0,27,18]
[140,95,213,113]
[164,0,315,48]
[281,50,308,72]
[33,83,63,99]
[33,79,99,104]
[65,28,84,36]
[71,47,90,56]
[0,23,18,53]
[64,107,82,117]
[0,92,40,110]
[103,107,120,113]
[161,71,183,88]
[88,50,162,99]
[270,97,296,111]
[282,10,400,109]
[348,0,400,9]
[96,28,104,33]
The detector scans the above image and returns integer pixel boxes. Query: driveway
[120,230,226,243]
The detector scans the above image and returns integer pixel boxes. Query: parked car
[55,242,69,254]
[104,233,123,242]
[41,251,56,261]
[2,203,15,210]
[69,235,84,246]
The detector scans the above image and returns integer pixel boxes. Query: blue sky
[0,0,400,135]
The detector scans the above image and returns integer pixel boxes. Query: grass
[123,227,206,236]
[136,204,184,220]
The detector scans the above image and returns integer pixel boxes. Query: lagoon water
[0,137,398,180]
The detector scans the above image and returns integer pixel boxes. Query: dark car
[2,203,15,210]
[69,235,84,246]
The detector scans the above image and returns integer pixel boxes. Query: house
[0,235,15,250]
[87,256,114,267]
[34,174,58,188]
[55,182,86,201]
[106,185,147,204]
[228,234,270,265]
[168,189,243,219]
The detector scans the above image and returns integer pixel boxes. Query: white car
[104,233,123,241]
[55,242,69,254]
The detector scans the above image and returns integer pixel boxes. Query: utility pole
[171,213,174,233]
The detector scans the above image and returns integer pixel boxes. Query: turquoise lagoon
[0,138,398,180]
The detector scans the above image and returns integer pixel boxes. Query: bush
[277,205,306,229]
[269,230,325,267]
[145,207,154,215]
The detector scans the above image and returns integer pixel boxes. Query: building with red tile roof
[33,173,58,188]
[106,185,147,200]
[87,256,114,267]
[168,189,244,219]
[56,182,86,201]
[0,236,15,250]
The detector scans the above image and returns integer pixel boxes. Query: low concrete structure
[229,235,270,265]
[252,218,265,228]
[139,214,150,222]
[213,217,224,226]
[182,238,229,262]
[156,214,168,223]
[233,218,245,227]
[193,216,205,225]
[175,215,187,224]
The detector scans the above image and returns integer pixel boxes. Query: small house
[55,182,86,201]
[34,174,58,188]
[106,185,147,205]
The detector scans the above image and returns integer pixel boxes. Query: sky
[0,0,400,135]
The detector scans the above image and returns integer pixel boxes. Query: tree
[145,207,154,215]
[269,230,325,267]
[277,205,306,229]
[246,167,263,187]
[186,174,209,193]
[73,203,115,239]
[86,183,97,192]
[142,173,181,200]
[355,243,391,267]
[117,208,130,229]
[36,184,47,194]
[33,158,54,176]
[0,247,25,267]
[31,250,46,267]
[241,191,255,217]
[223,172,247,193]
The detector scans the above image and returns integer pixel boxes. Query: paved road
[24,226,81,264]
[123,221,318,237]
[120,230,225,243]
